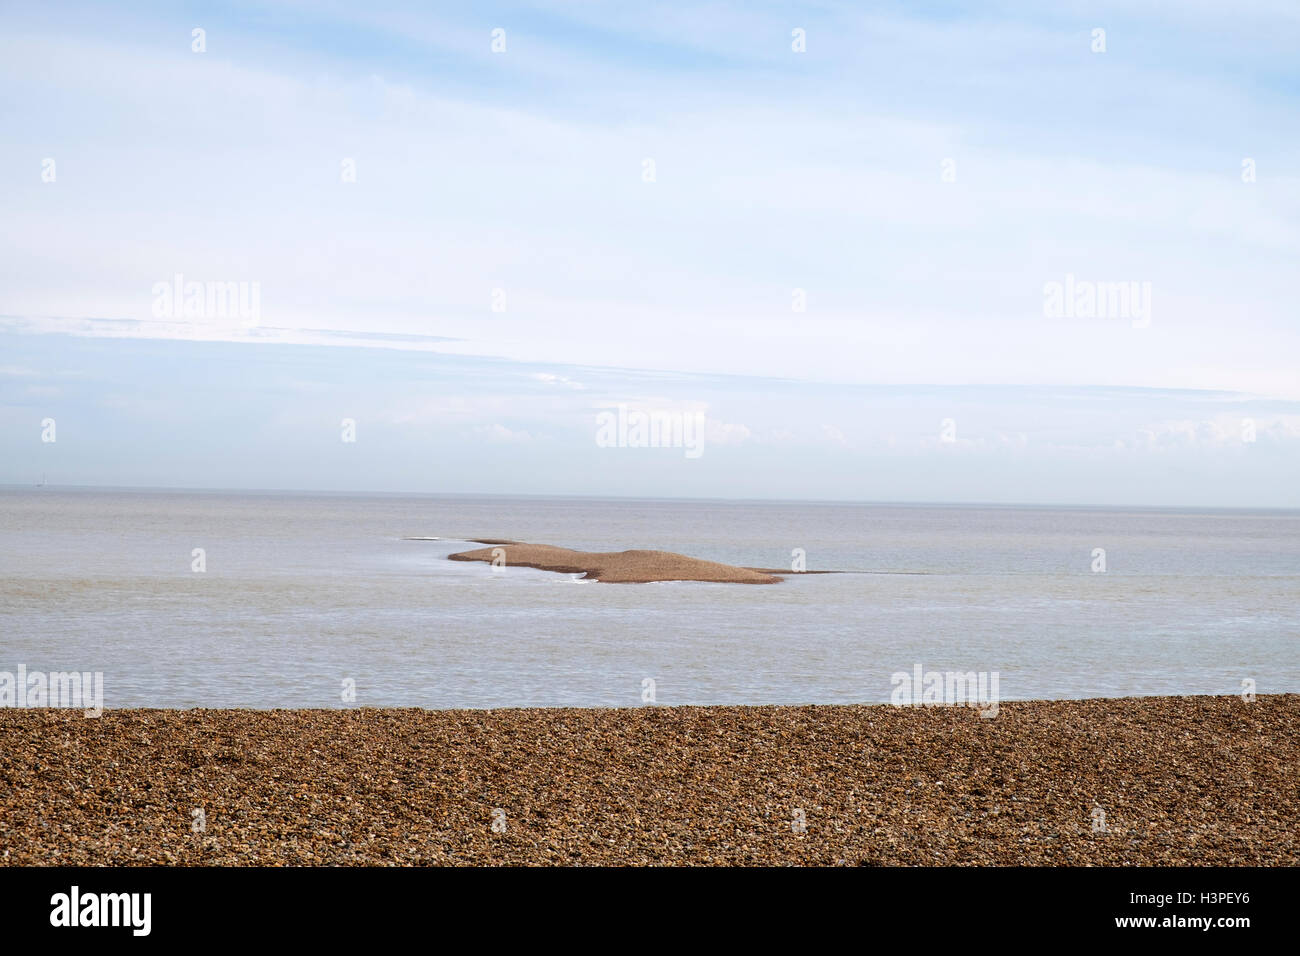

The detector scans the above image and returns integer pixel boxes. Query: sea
[2,487,1297,709]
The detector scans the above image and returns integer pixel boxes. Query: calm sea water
[2,488,1297,708]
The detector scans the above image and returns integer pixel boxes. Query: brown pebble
[0,695,1294,865]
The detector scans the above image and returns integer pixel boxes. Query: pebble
[0,695,1294,865]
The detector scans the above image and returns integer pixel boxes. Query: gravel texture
[1,695,1294,866]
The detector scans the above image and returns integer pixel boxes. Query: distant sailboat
[36,473,46,488]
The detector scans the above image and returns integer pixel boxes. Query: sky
[1,1,1297,505]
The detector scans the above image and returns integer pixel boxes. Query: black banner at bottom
[0,865,1278,942]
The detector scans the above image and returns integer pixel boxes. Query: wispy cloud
[1,2,1296,502]
[2,2,1295,397]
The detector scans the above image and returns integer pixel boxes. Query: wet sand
[446,540,825,583]
[1,695,1294,866]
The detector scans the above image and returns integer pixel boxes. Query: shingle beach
[1,695,1295,866]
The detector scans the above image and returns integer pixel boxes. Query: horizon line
[5,481,1299,513]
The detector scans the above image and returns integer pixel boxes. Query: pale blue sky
[1,1,1297,504]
